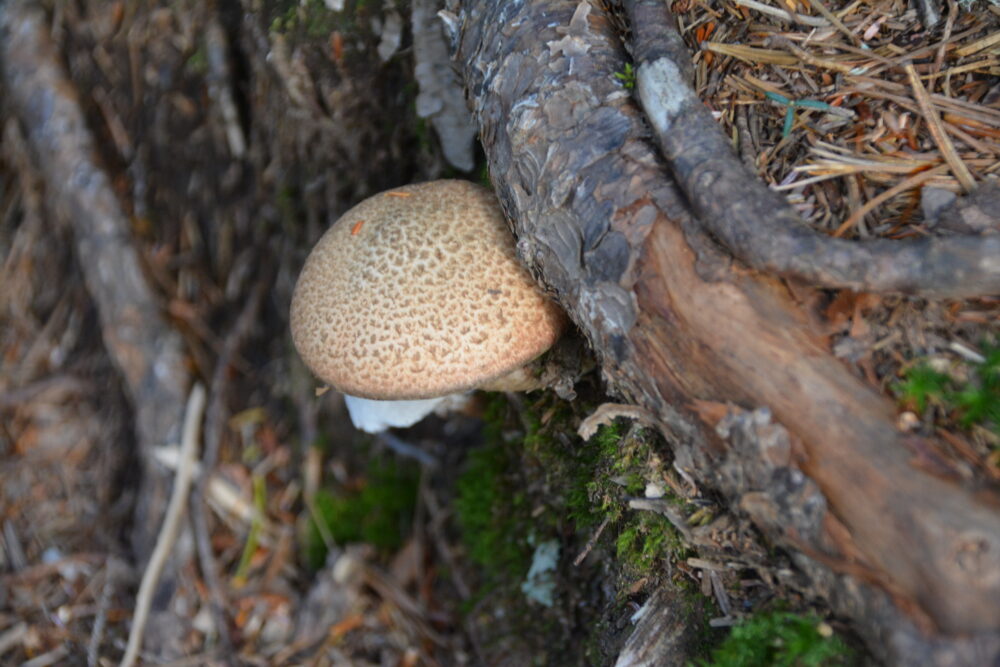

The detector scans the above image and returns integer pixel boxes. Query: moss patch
[454,392,712,663]
[459,392,698,581]
[698,611,852,667]
[454,434,532,579]
[301,454,418,570]
[523,398,688,577]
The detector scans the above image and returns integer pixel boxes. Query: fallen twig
[730,0,828,27]
[577,403,657,440]
[121,384,206,667]
[573,514,612,566]
[905,63,976,193]
[87,558,130,667]
[189,274,270,660]
[420,484,471,599]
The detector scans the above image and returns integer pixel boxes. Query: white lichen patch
[636,58,698,134]
[521,538,560,607]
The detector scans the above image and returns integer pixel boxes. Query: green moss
[478,162,492,188]
[498,392,690,577]
[454,393,717,663]
[616,512,679,569]
[697,611,851,667]
[575,421,687,573]
[894,363,950,413]
[454,439,532,578]
[683,584,720,660]
[301,456,418,569]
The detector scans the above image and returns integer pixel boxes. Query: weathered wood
[456,0,1000,662]
[614,584,707,667]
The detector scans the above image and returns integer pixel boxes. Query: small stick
[87,560,119,667]
[189,274,269,660]
[931,0,958,77]
[120,384,206,667]
[905,63,976,193]
[731,0,829,27]
[420,484,471,599]
[378,432,439,468]
[577,403,656,440]
[573,515,612,566]
[803,0,862,46]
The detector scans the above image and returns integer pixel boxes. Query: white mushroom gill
[344,394,470,433]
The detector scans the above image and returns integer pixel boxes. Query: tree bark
[456,1,1000,663]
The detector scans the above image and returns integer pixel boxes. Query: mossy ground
[698,611,853,667]
[451,391,714,663]
[300,445,420,570]
[448,389,855,664]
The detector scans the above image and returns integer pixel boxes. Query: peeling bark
[457,0,1000,663]
[413,0,477,171]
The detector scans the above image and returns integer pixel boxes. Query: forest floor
[1,0,997,665]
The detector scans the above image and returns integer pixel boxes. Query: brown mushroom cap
[290,180,566,400]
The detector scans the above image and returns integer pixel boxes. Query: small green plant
[955,345,1000,428]
[185,45,208,74]
[894,344,1000,437]
[614,62,636,89]
[233,473,267,583]
[268,0,361,38]
[763,91,836,139]
[894,363,950,413]
[699,611,851,667]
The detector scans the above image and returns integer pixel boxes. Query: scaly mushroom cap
[290,180,566,400]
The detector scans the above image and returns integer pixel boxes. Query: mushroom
[290,179,567,432]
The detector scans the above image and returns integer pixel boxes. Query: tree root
[623,0,1000,298]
